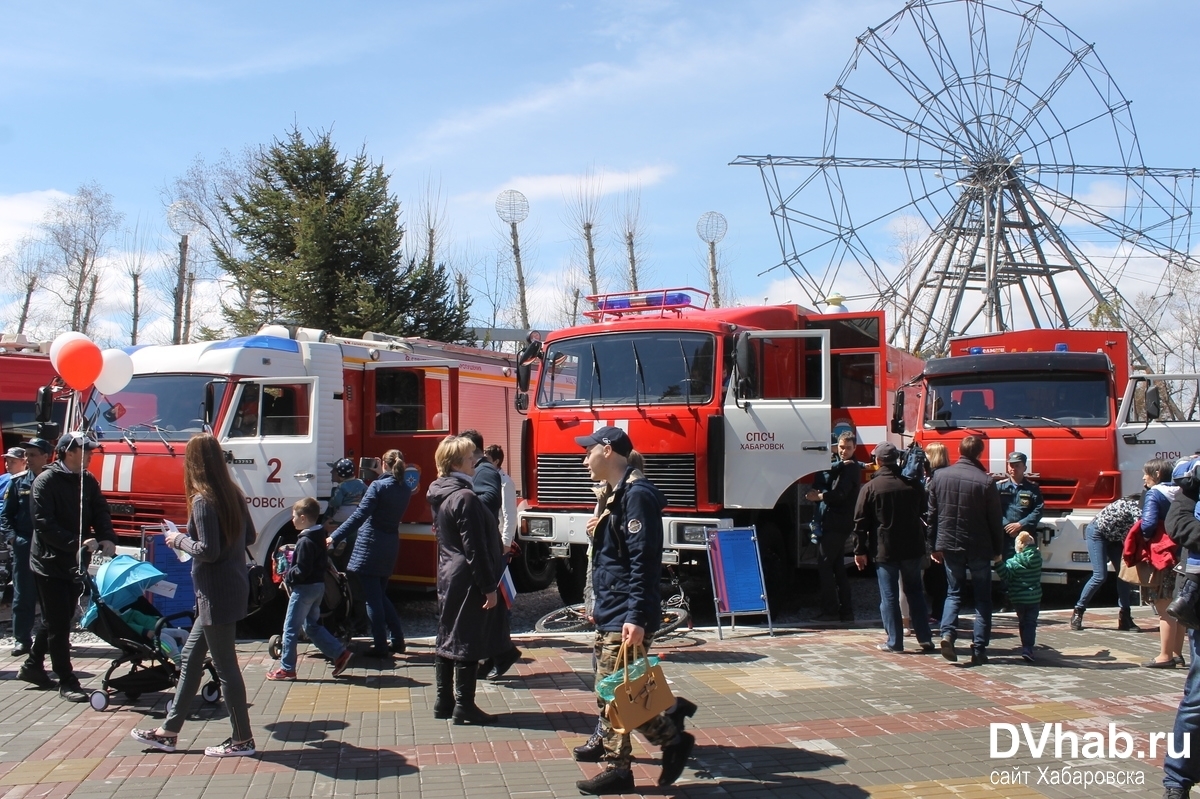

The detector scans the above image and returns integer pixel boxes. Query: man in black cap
[853,442,935,654]
[1,438,53,656]
[996,451,1044,559]
[21,432,116,701]
[0,446,27,516]
[571,426,696,795]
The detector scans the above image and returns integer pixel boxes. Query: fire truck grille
[106,497,188,543]
[535,454,697,508]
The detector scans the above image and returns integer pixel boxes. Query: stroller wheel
[165,699,174,718]
[89,691,110,712]
[201,681,221,704]
[268,635,282,661]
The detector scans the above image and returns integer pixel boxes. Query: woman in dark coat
[330,449,411,658]
[426,435,507,725]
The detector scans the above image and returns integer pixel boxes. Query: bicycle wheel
[535,604,593,633]
[657,607,690,637]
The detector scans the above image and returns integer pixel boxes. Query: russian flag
[498,566,517,609]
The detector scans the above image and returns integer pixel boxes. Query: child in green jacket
[994,531,1043,662]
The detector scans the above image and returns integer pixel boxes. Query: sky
[1,0,1198,345]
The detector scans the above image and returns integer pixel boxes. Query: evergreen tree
[216,127,467,341]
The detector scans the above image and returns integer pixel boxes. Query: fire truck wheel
[510,541,555,593]
[554,544,589,605]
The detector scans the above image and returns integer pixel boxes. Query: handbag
[596,642,675,734]
[1168,572,1200,630]
[1117,559,1164,589]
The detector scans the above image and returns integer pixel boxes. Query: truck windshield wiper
[1013,414,1065,427]
[631,341,646,408]
[967,415,1019,428]
[588,344,600,409]
[677,339,692,408]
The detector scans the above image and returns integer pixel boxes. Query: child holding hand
[994,531,1042,663]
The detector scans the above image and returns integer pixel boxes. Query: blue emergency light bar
[582,287,710,320]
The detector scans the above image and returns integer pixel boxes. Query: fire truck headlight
[524,518,553,538]
[1070,551,1091,563]
[678,524,710,545]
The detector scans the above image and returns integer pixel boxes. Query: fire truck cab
[515,288,922,603]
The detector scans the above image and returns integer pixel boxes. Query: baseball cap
[56,432,100,453]
[873,442,900,464]
[574,426,633,457]
[23,438,53,455]
[328,458,356,479]
[4,447,26,459]
[1007,451,1028,465]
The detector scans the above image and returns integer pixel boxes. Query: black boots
[433,656,455,719]
[573,725,605,762]
[1070,608,1084,631]
[1119,607,1142,632]
[452,660,497,725]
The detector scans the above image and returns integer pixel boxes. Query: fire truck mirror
[514,392,529,412]
[734,333,758,400]
[34,385,53,423]
[203,381,216,428]
[890,389,906,434]
[1145,384,1162,421]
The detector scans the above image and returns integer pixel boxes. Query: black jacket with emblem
[590,467,667,635]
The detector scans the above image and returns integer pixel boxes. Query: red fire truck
[892,328,1200,584]
[0,337,65,448]
[513,288,923,603]
[65,326,544,590]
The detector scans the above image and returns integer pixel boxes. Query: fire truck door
[724,329,832,509]
[220,378,320,517]
[1116,375,1200,492]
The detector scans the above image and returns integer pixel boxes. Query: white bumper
[518,510,733,559]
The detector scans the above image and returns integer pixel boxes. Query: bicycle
[535,566,692,635]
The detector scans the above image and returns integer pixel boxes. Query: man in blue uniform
[571,426,696,795]
[996,451,1044,558]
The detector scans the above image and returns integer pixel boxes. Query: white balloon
[49,332,90,371]
[93,349,135,395]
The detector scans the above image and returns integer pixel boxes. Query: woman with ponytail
[330,449,412,658]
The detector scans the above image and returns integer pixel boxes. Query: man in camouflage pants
[571,426,697,795]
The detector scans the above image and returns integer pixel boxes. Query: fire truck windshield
[925,373,1110,428]
[537,332,716,407]
[84,375,229,441]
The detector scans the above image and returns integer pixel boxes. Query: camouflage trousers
[593,630,679,768]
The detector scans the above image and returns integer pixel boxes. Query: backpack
[900,442,928,485]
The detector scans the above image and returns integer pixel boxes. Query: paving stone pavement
[0,606,1188,798]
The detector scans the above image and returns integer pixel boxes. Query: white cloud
[0,190,68,253]
[457,165,674,207]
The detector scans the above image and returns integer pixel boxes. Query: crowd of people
[10,422,1200,794]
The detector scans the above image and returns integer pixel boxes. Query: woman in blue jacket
[330,449,412,658]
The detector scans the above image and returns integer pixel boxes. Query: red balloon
[56,338,103,391]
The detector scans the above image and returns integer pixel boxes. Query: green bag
[596,648,662,702]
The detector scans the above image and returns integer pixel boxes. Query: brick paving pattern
[0,607,1186,797]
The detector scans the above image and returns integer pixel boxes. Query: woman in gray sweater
[130,434,257,757]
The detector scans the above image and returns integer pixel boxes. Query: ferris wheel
[734,0,1200,368]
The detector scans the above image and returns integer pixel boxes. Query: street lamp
[495,190,530,330]
[696,211,727,308]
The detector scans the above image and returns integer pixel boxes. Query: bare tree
[407,176,449,270]
[5,236,47,335]
[118,224,158,345]
[550,263,590,329]
[617,187,649,292]
[565,168,604,297]
[40,182,124,333]
[161,150,253,336]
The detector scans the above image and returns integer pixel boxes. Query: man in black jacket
[853,442,934,654]
[928,435,1004,666]
[22,433,117,702]
[808,431,862,621]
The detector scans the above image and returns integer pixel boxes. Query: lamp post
[166,202,199,345]
[495,190,530,330]
[697,211,727,308]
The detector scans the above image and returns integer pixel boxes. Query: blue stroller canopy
[81,555,166,627]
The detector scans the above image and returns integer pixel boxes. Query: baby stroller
[79,549,220,712]
[266,544,357,660]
